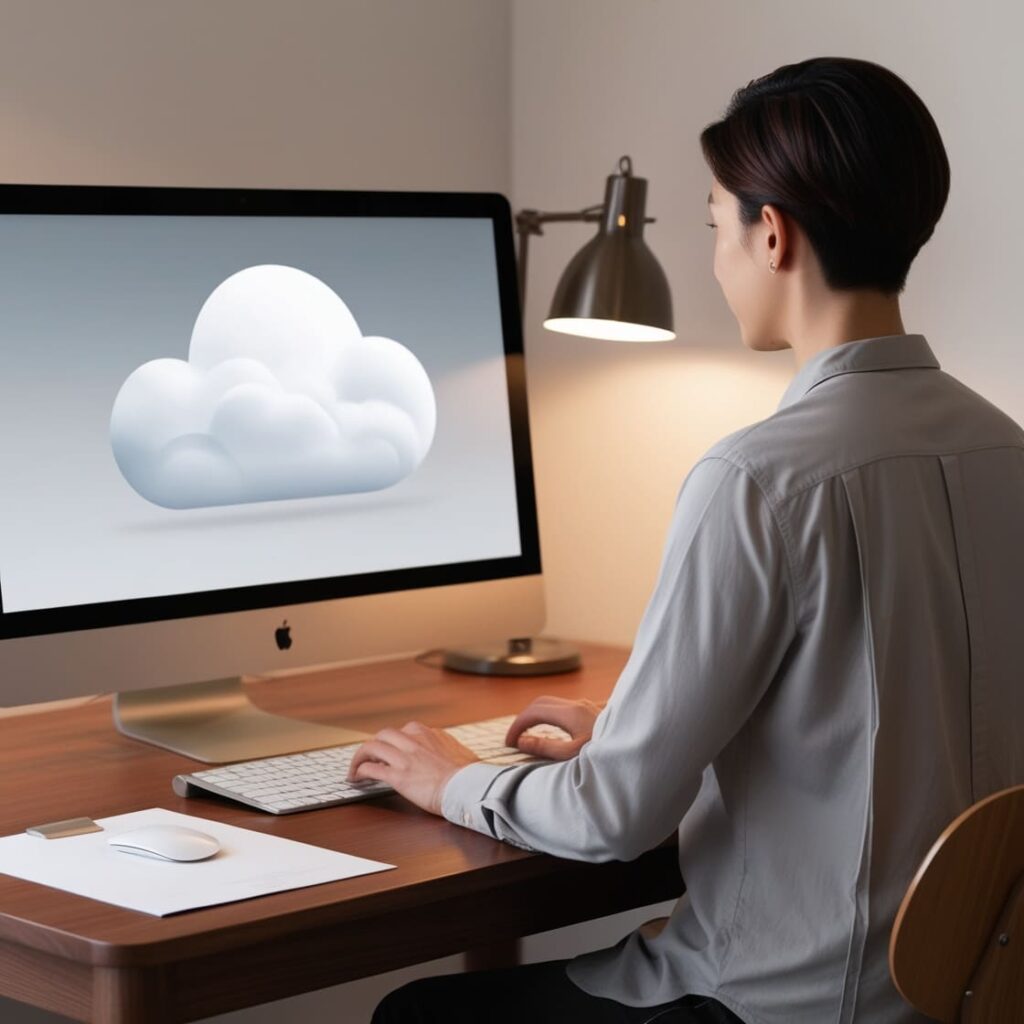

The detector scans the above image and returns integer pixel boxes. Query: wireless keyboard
[171,714,569,815]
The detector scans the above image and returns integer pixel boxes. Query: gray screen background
[0,214,522,613]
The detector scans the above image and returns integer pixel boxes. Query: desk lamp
[442,156,675,676]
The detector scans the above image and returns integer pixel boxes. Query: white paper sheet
[0,807,395,916]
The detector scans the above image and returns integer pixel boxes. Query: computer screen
[0,186,543,719]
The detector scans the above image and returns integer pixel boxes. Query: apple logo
[275,620,293,651]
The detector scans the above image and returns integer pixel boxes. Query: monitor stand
[113,677,370,764]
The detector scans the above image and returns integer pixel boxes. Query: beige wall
[513,0,1024,647]
[3,0,1022,1019]
[0,0,510,191]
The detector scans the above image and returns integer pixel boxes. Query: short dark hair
[699,56,950,296]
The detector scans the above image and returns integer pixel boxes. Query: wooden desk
[0,642,682,1023]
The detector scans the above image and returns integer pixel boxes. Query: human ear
[761,203,788,273]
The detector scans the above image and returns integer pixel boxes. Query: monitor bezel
[0,184,541,640]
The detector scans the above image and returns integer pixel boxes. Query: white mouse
[107,824,221,862]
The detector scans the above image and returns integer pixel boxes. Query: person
[350,55,1024,1023]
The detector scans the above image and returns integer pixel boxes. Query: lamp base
[441,637,581,677]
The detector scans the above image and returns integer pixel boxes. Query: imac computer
[0,184,543,762]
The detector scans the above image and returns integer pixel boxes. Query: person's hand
[347,722,480,815]
[505,695,604,761]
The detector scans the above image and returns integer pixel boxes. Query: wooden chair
[889,783,1024,1022]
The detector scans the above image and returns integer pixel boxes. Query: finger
[348,739,405,780]
[515,734,587,761]
[506,705,577,746]
[400,720,430,735]
[351,758,395,785]
[347,744,376,781]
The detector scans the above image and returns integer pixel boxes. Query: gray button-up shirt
[442,334,1024,1024]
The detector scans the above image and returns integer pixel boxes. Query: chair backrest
[889,783,1024,1022]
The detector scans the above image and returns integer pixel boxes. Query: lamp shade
[544,158,674,342]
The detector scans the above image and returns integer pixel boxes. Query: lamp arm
[516,204,604,233]
[514,206,598,307]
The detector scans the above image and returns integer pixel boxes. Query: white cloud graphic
[110,264,437,509]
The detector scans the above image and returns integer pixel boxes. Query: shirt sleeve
[441,456,798,861]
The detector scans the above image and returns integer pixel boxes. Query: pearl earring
[769,260,777,273]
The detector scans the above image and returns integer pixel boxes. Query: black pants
[371,959,746,1023]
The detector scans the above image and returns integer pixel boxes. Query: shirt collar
[777,333,939,411]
